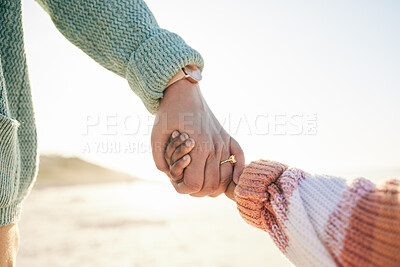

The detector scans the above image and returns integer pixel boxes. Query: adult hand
[151,79,244,197]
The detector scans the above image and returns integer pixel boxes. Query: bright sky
[23,0,400,183]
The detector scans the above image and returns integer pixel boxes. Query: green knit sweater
[0,0,204,226]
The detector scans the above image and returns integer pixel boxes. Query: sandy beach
[17,155,399,266]
[17,181,291,267]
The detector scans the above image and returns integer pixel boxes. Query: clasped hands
[151,79,244,200]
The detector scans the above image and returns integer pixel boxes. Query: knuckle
[165,146,172,156]
[172,139,180,149]
[202,184,219,195]
[170,157,179,166]
[169,139,180,151]
[176,159,187,168]
[175,146,184,156]
[179,145,189,154]
[169,168,177,179]
[214,141,225,154]
[208,192,222,198]
[220,174,232,186]
[169,168,179,179]
[170,154,178,164]
[185,180,202,192]
[175,188,186,194]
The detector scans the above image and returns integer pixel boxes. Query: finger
[170,130,180,142]
[224,181,236,201]
[164,130,180,167]
[230,137,245,184]
[190,153,220,197]
[171,152,206,194]
[164,132,189,165]
[170,138,195,165]
[151,135,170,174]
[169,154,191,181]
[209,147,233,197]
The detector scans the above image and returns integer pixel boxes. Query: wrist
[165,65,202,89]
[159,79,203,112]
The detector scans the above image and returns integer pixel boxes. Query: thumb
[224,181,236,201]
[151,137,169,174]
[151,125,170,175]
[230,137,245,184]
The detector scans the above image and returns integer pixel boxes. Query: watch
[165,65,202,88]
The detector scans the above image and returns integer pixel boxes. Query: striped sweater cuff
[234,159,288,231]
[235,159,400,266]
[126,31,204,114]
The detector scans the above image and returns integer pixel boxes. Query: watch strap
[165,65,202,88]
[165,69,186,88]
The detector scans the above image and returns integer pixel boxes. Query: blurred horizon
[23,0,400,183]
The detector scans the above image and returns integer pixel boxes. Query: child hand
[164,130,196,182]
[164,130,237,201]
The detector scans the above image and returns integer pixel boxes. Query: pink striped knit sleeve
[234,159,400,267]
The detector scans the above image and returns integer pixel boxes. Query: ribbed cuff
[126,31,204,114]
[0,202,21,226]
[234,160,287,231]
[0,114,20,138]
[0,115,20,215]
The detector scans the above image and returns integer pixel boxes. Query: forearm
[0,224,19,267]
[35,0,204,113]
[235,160,400,266]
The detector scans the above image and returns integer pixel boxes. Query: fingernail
[180,133,188,140]
[172,130,179,138]
[183,155,189,160]
[185,139,193,146]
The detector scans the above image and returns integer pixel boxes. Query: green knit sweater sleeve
[35,0,204,113]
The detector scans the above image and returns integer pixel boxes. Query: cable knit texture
[0,0,38,226]
[235,160,400,267]
[0,0,203,225]
[36,0,204,113]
